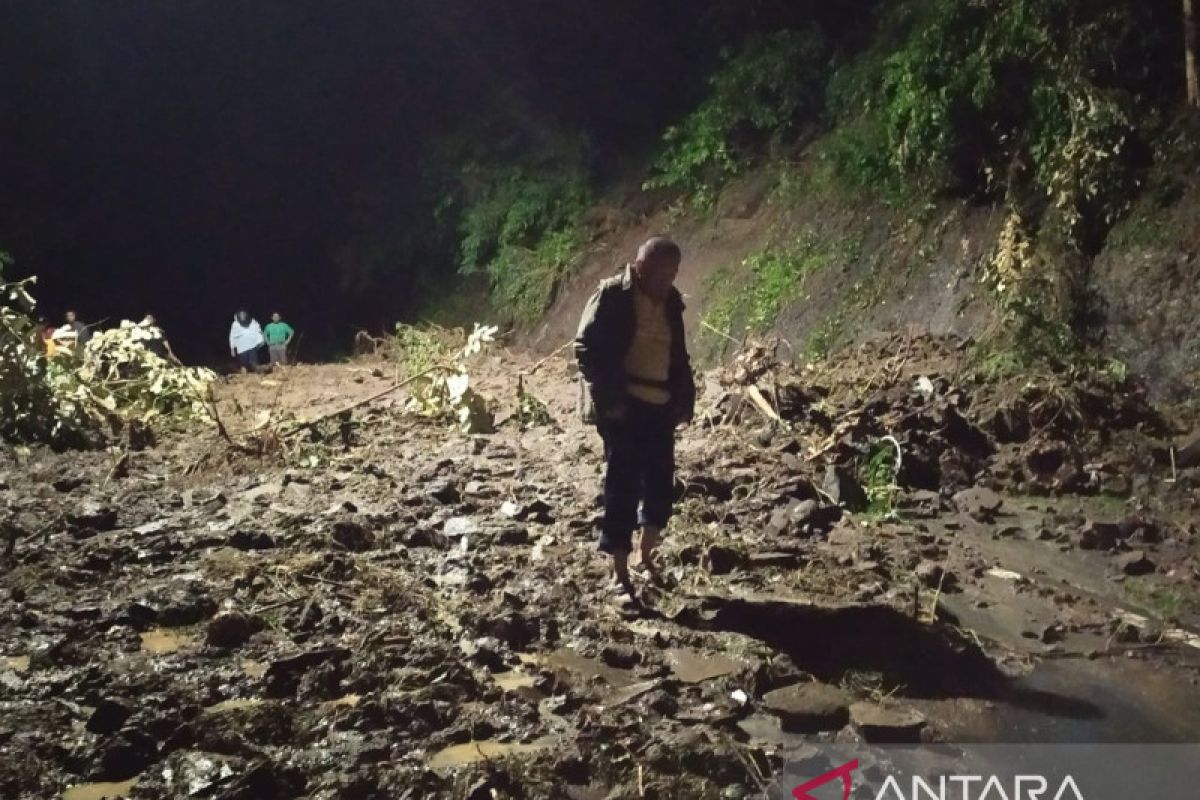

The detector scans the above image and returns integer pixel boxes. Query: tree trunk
[1187,0,1199,108]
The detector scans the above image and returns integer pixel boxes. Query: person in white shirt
[229,309,265,372]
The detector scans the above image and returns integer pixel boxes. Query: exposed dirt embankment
[531,163,1200,401]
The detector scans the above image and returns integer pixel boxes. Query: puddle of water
[204,698,265,714]
[321,694,361,710]
[240,659,267,678]
[5,655,30,673]
[139,629,194,654]
[428,737,555,770]
[914,656,1200,743]
[62,779,138,800]
[493,671,539,692]
[666,647,743,684]
[519,648,635,688]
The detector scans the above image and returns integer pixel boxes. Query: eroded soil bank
[3,336,1200,799]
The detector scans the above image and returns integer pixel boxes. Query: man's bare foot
[637,526,661,572]
[612,550,638,602]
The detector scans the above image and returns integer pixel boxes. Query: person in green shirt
[263,312,295,366]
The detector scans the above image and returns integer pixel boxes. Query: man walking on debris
[263,311,295,366]
[575,236,695,604]
[229,309,265,372]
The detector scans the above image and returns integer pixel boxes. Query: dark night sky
[0,1,847,362]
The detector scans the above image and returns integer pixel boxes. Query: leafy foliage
[702,230,862,346]
[456,163,591,323]
[404,323,499,434]
[1,256,216,447]
[644,28,826,203]
[862,437,901,517]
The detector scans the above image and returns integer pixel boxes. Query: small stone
[761,682,850,733]
[429,480,461,505]
[1116,550,1155,576]
[68,502,119,532]
[205,611,262,649]
[952,487,1003,519]
[331,518,374,552]
[703,545,743,575]
[86,698,134,735]
[1079,520,1122,550]
[600,644,642,669]
[915,561,956,590]
[443,517,480,538]
[849,702,926,743]
[496,527,530,546]
[229,530,276,550]
[823,466,868,511]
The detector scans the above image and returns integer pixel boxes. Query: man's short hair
[636,236,681,265]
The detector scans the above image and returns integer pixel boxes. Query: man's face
[634,254,680,301]
[237,312,249,325]
[65,311,76,324]
[272,313,281,322]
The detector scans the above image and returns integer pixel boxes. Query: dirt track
[4,338,1200,799]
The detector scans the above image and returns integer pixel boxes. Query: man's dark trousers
[598,397,675,554]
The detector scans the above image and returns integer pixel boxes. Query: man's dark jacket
[574,265,695,426]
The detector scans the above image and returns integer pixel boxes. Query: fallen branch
[744,385,782,423]
[522,340,572,376]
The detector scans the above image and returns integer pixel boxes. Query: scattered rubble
[2,332,1199,798]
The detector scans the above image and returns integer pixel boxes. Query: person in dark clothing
[63,309,91,346]
[575,236,695,603]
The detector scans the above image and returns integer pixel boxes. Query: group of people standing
[229,310,295,371]
[36,310,92,356]
[35,306,296,373]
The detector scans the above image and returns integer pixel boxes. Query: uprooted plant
[2,257,217,447]
[403,323,499,434]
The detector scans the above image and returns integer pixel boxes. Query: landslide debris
[3,331,1199,799]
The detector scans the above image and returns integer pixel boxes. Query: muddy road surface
[3,335,1200,799]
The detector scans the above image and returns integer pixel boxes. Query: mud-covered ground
[4,336,1200,800]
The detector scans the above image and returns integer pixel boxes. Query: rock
[428,480,461,505]
[703,545,743,575]
[822,466,868,511]
[496,527,530,546]
[914,561,957,591]
[600,644,642,669]
[952,487,1003,519]
[68,502,119,532]
[1176,433,1200,469]
[500,499,555,524]
[86,698,134,735]
[442,517,480,538]
[206,611,263,649]
[97,728,159,780]
[331,518,375,552]
[761,682,849,733]
[52,476,86,493]
[265,648,351,697]
[229,529,276,550]
[849,702,926,743]
[1116,550,1156,576]
[1040,624,1067,644]
[1079,520,1123,550]
[131,588,217,628]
